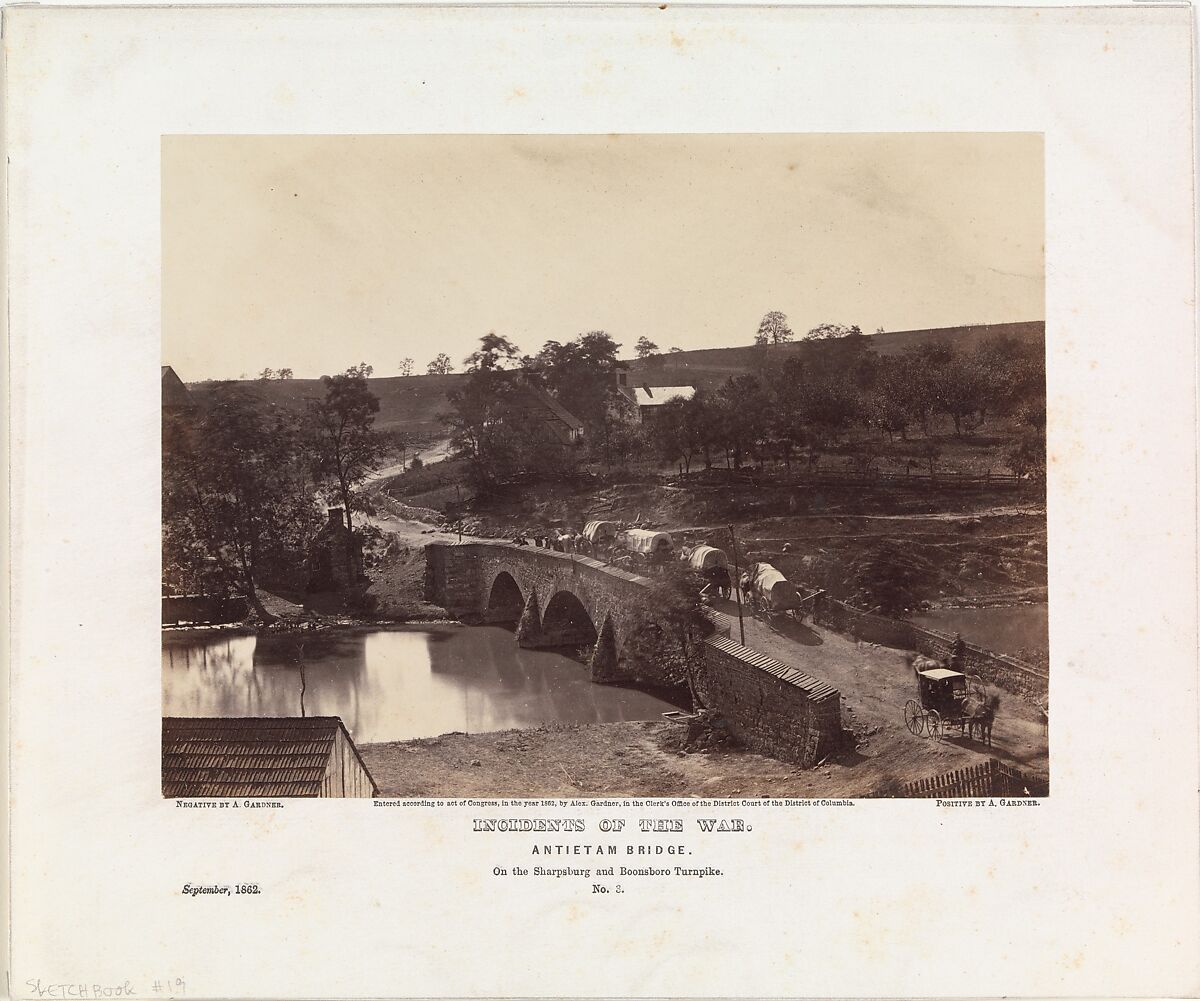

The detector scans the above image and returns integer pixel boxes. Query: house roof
[517,380,585,431]
[161,365,193,408]
[634,385,695,407]
[162,716,377,798]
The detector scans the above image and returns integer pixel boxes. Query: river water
[162,626,684,744]
[911,604,1049,659]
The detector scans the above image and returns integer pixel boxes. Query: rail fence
[900,758,1049,798]
[668,466,1033,491]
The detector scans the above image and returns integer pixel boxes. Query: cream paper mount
[4,4,1198,1000]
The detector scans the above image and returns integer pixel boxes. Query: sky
[162,133,1043,381]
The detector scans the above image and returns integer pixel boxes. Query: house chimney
[327,507,345,529]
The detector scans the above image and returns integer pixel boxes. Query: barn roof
[162,716,377,798]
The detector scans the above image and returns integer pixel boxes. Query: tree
[765,358,809,467]
[258,367,275,381]
[668,346,684,354]
[621,571,710,704]
[845,541,936,617]
[931,353,989,436]
[399,358,414,377]
[275,368,294,380]
[163,385,320,622]
[304,366,386,531]
[650,397,702,474]
[529,331,627,463]
[755,310,793,346]
[714,375,770,469]
[900,344,951,435]
[427,354,454,375]
[805,322,863,341]
[799,375,858,444]
[635,336,659,358]
[347,362,374,378]
[444,362,523,492]
[464,332,521,372]
[863,356,913,440]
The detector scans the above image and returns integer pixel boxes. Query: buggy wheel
[904,700,923,736]
[925,710,942,740]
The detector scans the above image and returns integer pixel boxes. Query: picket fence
[900,758,1049,798]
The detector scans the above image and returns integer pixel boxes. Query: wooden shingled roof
[162,716,376,798]
[702,635,840,704]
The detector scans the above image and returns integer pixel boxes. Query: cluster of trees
[163,367,389,618]
[648,334,1045,479]
[751,311,865,347]
[258,367,294,380]
[440,325,1045,491]
[398,354,457,375]
[445,331,632,491]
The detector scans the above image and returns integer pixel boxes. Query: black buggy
[903,662,993,742]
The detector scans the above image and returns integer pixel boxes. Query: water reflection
[162,626,683,744]
[912,604,1049,659]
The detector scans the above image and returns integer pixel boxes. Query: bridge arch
[539,590,599,650]
[485,571,524,624]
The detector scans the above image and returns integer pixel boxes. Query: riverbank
[358,716,1048,799]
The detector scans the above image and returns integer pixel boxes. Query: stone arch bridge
[423,540,845,766]
[424,541,678,685]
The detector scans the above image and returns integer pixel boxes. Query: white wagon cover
[583,520,619,543]
[686,545,729,571]
[622,529,673,554]
[747,563,800,609]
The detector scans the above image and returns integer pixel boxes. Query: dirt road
[713,598,1048,776]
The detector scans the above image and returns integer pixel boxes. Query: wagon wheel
[925,709,942,740]
[903,700,924,736]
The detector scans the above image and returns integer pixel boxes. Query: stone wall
[697,636,844,766]
[813,596,1048,698]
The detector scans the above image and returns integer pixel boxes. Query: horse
[966,693,1001,746]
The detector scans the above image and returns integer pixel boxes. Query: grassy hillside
[622,321,1044,394]
[182,320,1043,436]
[188,372,468,438]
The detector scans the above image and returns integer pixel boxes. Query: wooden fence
[900,758,1049,798]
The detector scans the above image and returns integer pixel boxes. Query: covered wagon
[620,529,674,571]
[741,562,801,614]
[622,529,673,555]
[583,520,619,545]
[683,545,729,571]
[684,545,733,598]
